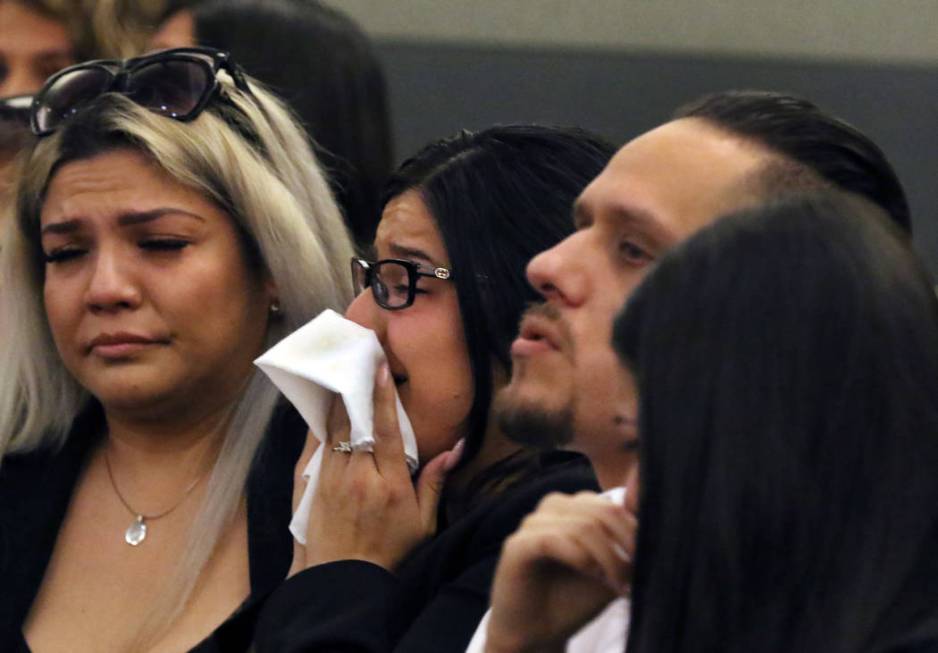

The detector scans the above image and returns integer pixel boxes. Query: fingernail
[612,542,632,563]
[443,439,465,472]
[378,362,390,387]
[451,438,465,461]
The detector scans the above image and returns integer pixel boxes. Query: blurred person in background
[0,0,73,97]
[0,46,353,651]
[0,0,160,208]
[152,0,395,250]
[0,93,30,198]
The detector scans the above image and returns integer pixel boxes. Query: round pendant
[125,515,147,546]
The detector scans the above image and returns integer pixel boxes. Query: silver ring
[331,441,354,454]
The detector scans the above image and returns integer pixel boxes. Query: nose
[526,232,588,307]
[345,288,385,336]
[83,248,142,313]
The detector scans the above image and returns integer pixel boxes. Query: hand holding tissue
[255,309,419,545]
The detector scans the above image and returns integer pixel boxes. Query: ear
[264,276,278,300]
[264,276,281,315]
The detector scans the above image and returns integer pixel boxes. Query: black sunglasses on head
[351,257,454,311]
[30,47,251,137]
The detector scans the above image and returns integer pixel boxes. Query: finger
[517,528,617,598]
[624,463,640,516]
[370,362,408,479]
[325,394,351,446]
[415,439,463,533]
[320,437,352,488]
[293,433,320,513]
[568,527,631,595]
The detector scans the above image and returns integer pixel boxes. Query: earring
[269,300,281,315]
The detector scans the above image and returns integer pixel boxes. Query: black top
[0,402,307,652]
[252,451,599,653]
[0,403,598,653]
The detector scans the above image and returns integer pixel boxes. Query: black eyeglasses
[30,47,250,137]
[351,257,454,310]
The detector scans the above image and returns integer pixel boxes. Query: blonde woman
[0,47,353,651]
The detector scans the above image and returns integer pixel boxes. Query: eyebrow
[386,243,444,268]
[41,208,206,236]
[575,201,678,246]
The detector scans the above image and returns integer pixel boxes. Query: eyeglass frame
[29,46,251,137]
[350,257,454,310]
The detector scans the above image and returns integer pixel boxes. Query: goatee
[494,387,575,449]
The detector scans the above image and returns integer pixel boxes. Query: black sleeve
[255,560,399,653]
[253,454,598,653]
[253,553,496,653]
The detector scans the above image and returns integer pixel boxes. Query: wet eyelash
[139,238,189,251]
[44,248,84,263]
[618,240,651,262]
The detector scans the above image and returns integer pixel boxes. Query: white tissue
[255,309,419,544]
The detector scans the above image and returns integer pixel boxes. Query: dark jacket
[252,451,599,653]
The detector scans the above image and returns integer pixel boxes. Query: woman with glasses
[251,125,615,652]
[0,47,354,651]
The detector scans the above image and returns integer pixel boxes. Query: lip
[86,332,168,358]
[511,316,563,358]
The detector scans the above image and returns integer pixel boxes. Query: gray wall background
[326,2,938,274]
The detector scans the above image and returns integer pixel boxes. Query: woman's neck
[101,401,231,501]
[446,421,524,494]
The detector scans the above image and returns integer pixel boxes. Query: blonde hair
[0,71,354,645]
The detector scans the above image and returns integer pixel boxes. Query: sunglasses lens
[35,67,113,134]
[127,59,211,120]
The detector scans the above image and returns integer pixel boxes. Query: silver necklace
[104,448,206,546]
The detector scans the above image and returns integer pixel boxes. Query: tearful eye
[139,238,189,251]
[44,247,86,264]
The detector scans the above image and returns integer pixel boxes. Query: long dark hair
[615,191,938,653]
[161,0,393,249]
[384,124,615,508]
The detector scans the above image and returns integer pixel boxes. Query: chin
[493,385,575,450]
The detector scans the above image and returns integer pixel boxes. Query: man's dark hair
[615,191,938,653]
[675,90,912,233]
[384,125,615,511]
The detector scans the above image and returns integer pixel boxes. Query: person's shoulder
[460,451,600,545]
[508,450,600,503]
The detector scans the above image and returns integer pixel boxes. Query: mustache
[518,301,575,354]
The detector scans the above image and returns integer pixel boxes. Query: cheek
[43,278,78,349]
[388,311,474,454]
[345,291,375,327]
